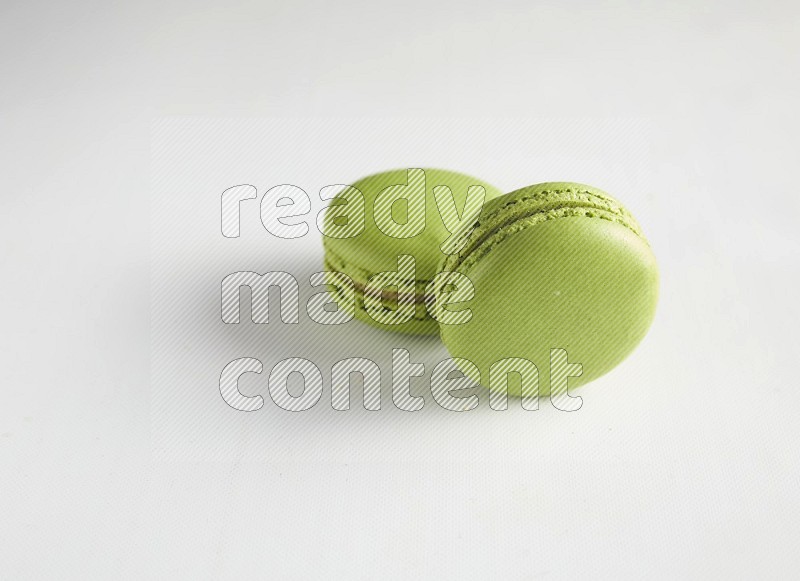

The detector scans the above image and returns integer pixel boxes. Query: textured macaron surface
[437,182,659,395]
[322,168,503,334]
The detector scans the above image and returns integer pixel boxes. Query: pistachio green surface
[437,182,659,394]
[323,168,503,335]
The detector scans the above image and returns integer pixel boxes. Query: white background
[2,1,799,579]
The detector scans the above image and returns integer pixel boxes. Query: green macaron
[435,182,659,395]
[323,168,503,335]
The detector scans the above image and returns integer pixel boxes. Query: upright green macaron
[435,182,659,395]
[323,168,502,335]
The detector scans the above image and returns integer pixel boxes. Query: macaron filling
[323,244,432,320]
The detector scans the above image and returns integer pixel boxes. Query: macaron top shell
[437,182,659,396]
[323,168,503,282]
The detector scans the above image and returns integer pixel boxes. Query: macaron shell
[323,168,502,335]
[323,168,503,280]
[439,217,659,396]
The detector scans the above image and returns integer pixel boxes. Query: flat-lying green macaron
[323,168,502,335]
[435,182,659,395]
